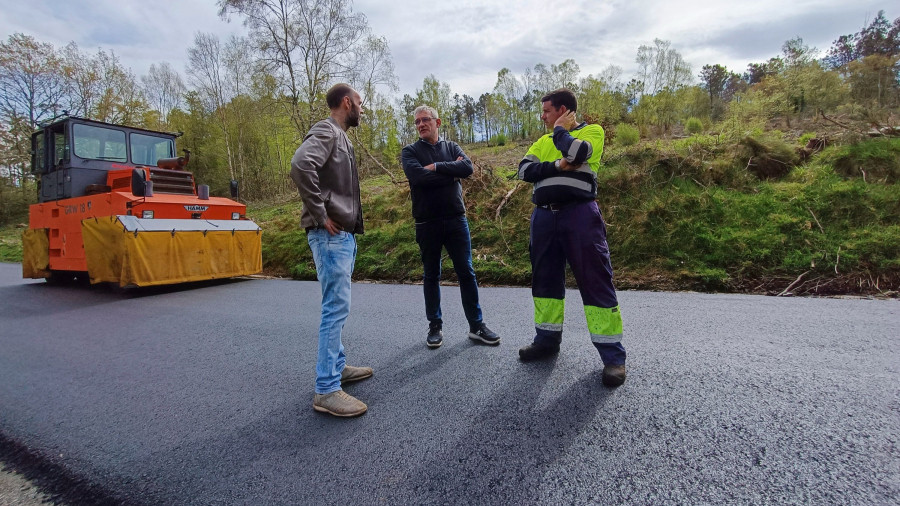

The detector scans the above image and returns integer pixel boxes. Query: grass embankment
[2,136,896,296]
[255,136,899,297]
[0,225,23,262]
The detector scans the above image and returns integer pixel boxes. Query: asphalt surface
[0,262,898,505]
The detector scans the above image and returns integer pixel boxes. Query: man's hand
[425,157,461,171]
[554,110,577,131]
[324,217,344,235]
[557,158,581,171]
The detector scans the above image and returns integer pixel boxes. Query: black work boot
[426,323,443,349]
[518,343,559,362]
[602,364,627,387]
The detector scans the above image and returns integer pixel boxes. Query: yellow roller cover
[22,228,50,279]
[82,216,262,287]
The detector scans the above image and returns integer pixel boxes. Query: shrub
[736,134,799,180]
[826,138,900,183]
[798,132,818,145]
[685,117,703,135]
[489,134,507,146]
[615,123,640,146]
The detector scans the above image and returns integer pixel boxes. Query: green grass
[0,225,23,262]
[3,135,897,296]
[249,134,899,296]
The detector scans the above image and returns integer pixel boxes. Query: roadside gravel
[0,467,51,505]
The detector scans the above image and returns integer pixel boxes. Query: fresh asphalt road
[0,262,897,505]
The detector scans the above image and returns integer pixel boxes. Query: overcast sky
[0,0,892,99]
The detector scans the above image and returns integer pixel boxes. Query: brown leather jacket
[290,117,364,234]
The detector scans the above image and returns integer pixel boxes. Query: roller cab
[23,116,262,287]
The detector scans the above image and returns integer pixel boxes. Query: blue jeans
[307,229,357,394]
[414,215,482,328]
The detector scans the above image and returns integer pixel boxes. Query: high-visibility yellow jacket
[517,123,605,206]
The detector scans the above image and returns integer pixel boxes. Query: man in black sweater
[400,105,500,349]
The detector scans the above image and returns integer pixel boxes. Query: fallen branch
[819,112,855,131]
[496,182,522,220]
[835,246,841,274]
[807,208,824,233]
[778,270,810,296]
[350,131,405,185]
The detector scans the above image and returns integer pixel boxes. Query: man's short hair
[541,88,577,112]
[413,105,439,120]
[326,83,355,110]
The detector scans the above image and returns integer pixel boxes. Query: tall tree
[634,39,692,132]
[187,32,237,179]
[0,33,65,208]
[699,64,735,121]
[825,11,900,74]
[744,58,783,85]
[91,49,146,126]
[0,33,65,127]
[578,67,628,127]
[61,42,100,118]
[218,0,375,135]
[142,62,187,129]
[635,39,692,96]
[493,68,525,138]
[347,35,397,105]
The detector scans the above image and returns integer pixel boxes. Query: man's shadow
[392,356,612,504]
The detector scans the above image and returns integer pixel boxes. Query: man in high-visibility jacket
[516,88,626,387]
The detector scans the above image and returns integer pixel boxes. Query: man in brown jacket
[290,83,372,417]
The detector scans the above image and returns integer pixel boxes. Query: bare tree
[92,49,146,125]
[61,42,100,118]
[635,38,692,96]
[347,34,397,105]
[493,68,526,137]
[0,33,65,127]
[0,33,65,206]
[223,35,258,184]
[218,0,375,134]
[142,62,187,129]
[187,32,236,179]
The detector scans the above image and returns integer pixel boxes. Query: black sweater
[400,138,473,222]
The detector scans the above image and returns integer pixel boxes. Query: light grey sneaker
[313,390,368,417]
[341,365,373,384]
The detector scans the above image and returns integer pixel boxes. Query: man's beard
[347,108,360,127]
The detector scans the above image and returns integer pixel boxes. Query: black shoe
[602,364,627,387]
[468,323,500,345]
[427,324,443,348]
[518,343,559,361]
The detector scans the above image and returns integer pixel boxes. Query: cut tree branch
[350,131,405,185]
[807,208,824,233]
[778,270,810,296]
[495,182,521,220]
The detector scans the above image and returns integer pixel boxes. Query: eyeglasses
[414,117,435,125]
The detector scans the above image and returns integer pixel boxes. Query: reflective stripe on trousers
[529,201,626,364]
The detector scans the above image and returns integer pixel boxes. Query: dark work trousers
[415,215,483,329]
[530,200,626,365]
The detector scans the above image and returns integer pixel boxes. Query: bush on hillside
[827,138,900,183]
[685,117,703,135]
[737,135,799,180]
[614,123,640,146]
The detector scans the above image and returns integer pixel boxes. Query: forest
[1,1,898,296]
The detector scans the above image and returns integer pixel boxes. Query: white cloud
[0,0,892,99]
